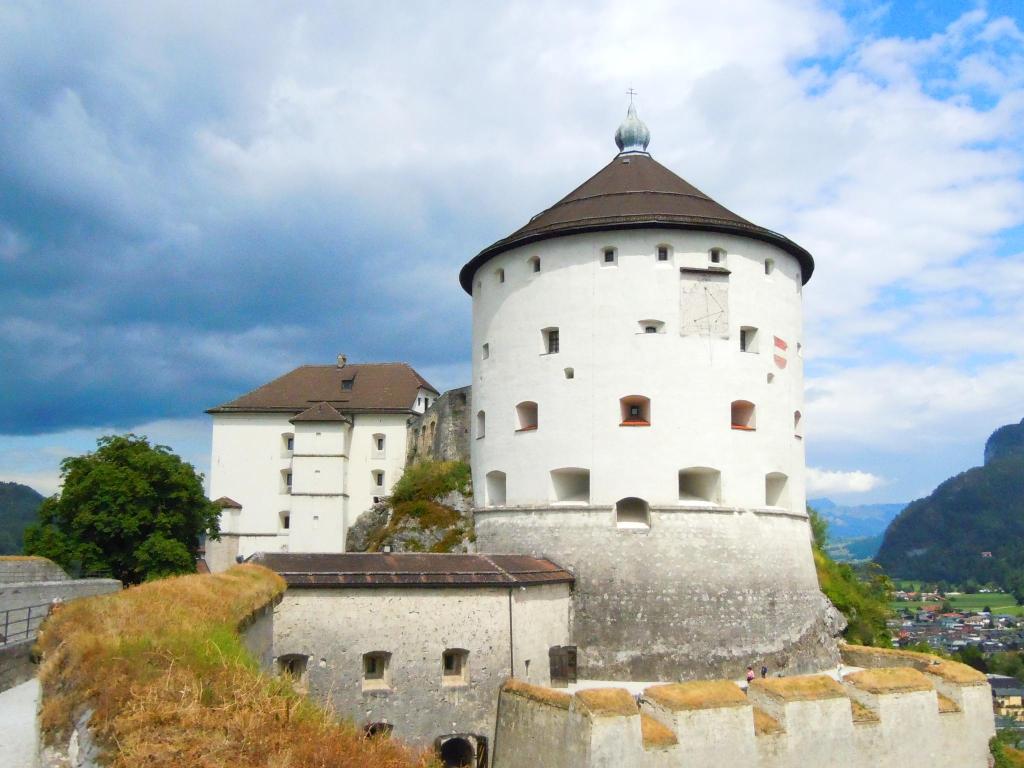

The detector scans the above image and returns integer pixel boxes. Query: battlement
[492,646,996,768]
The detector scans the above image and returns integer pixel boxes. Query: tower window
[283,433,294,453]
[362,651,392,691]
[619,395,651,426]
[551,468,590,504]
[731,400,756,430]
[765,472,789,509]
[482,343,490,360]
[280,512,290,530]
[678,467,722,504]
[485,470,506,506]
[496,268,505,283]
[657,245,670,262]
[529,255,541,273]
[615,497,650,529]
[515,401,538,431]
[341,379,354,391]
[601,247,617,266]
[442,649,469,686]
[740,326,759,353]
[794,410,803,438]
[278,654,309,690]
[373,433,386,457]
[543,327,560,354]
[476,410,486,439]
[765,258,775,275]
[282,470,293,492]
[373,470,385,488]
[564,367,575,379]
[709,248,726,265]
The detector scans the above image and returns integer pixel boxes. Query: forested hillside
[0,481,45,554]
[875,418,1024,590]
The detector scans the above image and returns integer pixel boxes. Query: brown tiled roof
[212,496,242,509]
[248,552,575,588]
[207,362,438,415]
[459,152,814,293]
[290,402,346,423]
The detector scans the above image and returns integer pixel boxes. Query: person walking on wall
[760,665,767,679]
[746,666,755,684]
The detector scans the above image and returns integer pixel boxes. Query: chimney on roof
[337,354,347,368]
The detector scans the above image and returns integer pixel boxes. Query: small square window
[657,246,669,261]
[341,379,354,391]
[442,649,469,686]
[601,247,617,266]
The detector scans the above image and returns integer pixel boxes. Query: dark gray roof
[249,552,574,588]
[460,152,814,293]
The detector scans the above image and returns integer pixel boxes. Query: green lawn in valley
[889,591,1024,616]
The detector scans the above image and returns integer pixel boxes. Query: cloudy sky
[1,0,1022,505]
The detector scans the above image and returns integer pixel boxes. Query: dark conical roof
[459,152,814,293]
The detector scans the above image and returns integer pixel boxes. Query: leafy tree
[24,435,219,584]
[808,505,829,549]
[956,644,988,673]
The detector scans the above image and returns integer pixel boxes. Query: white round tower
[461,107,838,681]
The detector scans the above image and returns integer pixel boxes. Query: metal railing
[1,603,52,647]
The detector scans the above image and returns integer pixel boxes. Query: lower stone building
[251,552,573,767]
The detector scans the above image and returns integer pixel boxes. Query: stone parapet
[491,648,996,768]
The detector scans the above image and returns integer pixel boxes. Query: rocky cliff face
[985,417,1024,465]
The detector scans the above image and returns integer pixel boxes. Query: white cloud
[807,467,885,495]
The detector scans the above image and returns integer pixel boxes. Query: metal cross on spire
[626,87,637,104]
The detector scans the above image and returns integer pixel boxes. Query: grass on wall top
[35,564,438,768]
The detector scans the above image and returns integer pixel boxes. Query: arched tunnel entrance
[435,734,486,768]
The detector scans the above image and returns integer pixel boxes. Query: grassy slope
[37,565,437,768]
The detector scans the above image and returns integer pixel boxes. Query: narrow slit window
[765,258,775,275]
[740,326,759,353]
[496,268,505,283]
[482,343,490,360]
[476,410,486,438]
[529,256,541,273]
[657,245,670,262]
[794,410,803,438]
[543,327,560,354]
[373,470,385,488]
[709,248,726,265]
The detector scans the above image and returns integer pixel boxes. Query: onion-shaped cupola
[614,103,650,154]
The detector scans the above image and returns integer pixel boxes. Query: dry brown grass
[937,693,960,713]
[644,680,747,712]
[35,565,438,768]
[841,644,987,686]
[845,667,934,695]
[849,700,880,724]
[574,687,639,718]
[748,675,847,702]
[640,713,678,748]
[753,707,784,735]
[502,678,572,709]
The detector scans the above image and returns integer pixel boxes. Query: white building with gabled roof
[204,356,438,570]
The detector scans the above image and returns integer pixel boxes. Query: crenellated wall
[491,647,995,768]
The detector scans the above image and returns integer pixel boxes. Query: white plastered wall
[470,228,806,512]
